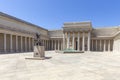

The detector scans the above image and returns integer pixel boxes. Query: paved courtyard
[0,51,120,80]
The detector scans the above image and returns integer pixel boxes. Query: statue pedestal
[25,46,45,60]
[34,46,45,58]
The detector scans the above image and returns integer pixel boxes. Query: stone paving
[0,51,120,80]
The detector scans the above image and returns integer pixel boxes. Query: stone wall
[113,33,120,53]
[0,14,48,39]
[49,30,63,38]
[92,27,119,37]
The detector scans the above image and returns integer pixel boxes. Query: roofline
[93,26,120,29]
[63,21,92,28]
[48,29,63,31]
[63,21,91,24]
[0,12,48,31]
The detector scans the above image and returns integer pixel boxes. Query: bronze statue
[34,33,42,46]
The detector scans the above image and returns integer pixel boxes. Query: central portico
[63,22,92,51]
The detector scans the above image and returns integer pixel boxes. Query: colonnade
[0,33,113,53]
[91,39,113,51]
[42,39,63,51]
[0,33,34,53]
[63,31,91,51]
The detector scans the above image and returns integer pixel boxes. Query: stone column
[92,40,93,51]
[44,40,45,49]
[49,40,50,50]
[52,40,54,50]
[72,32,75,49]
[55,40,56,50]
[67,32,70,49]
[77,32,80,51]
[47,40,49,50]
[96,40,97,51]
[46,40,47,50]
[44,40,45,47]
[25,37,27,52]
[46,40,48,50]
[29,37,31,51]
[63,33,65,50]
[100,40,102,51]
[10,34,13,52]
[44,40,46,50]
[58,40,60,50]
[4,33,6,53]
[48,40,49,50]
[104,40,106,51]
[61,41,63,50]
[47,40,48,50]
[51,40,53,50]
[82,32,85,51]
[87,31,91,51]
[16,35,18,52]
[45,40,46,50]
[32,38,34,51]
[108,40,110,51]
[21,36,23,52]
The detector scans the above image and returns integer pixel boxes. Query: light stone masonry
[0,12,120,53]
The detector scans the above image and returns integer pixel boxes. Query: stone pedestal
[33,46,45,58]
[34,46,45,58]
[25,46,45,60]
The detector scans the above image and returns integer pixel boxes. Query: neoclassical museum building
[0,12,120,53]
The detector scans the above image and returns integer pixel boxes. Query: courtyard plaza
[0,51,120,80]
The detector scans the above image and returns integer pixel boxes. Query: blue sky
[0,0,120,30]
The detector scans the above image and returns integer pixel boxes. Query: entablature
[63,21,92,32]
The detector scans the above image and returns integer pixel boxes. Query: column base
[86,51,91,52]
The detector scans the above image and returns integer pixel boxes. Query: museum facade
[0,12,120,53]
